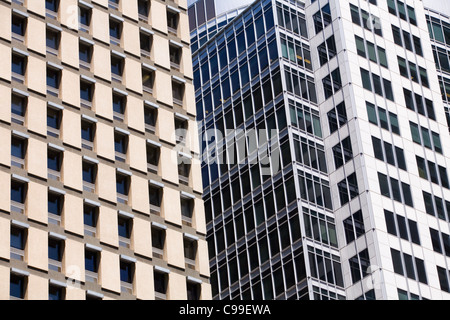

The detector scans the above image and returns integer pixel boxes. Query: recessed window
[85,249,99,283]
[120,260,134,294]
[109,19,122,46]
[10,226,26,261]
[142,68,154,94]
[174,118,188,144]
[184,238,197,270]
[151,226,165,257]
[12,14,26,42]
[48,237,64,271]
[11,136,26,169]
[144,107,157,133]
[138,0,150,22]
[173,81,185,106]
[111,55,124,82]
[10,274,26,300]
[46,68,61,96]
[187,281,200,300]
[167,10,179,35]
[114,132,128,162]
[82,161,97,192]
[11,94,26,125]
[154,271,168,300]
[109,0,119,10]
[81,120,95,150]
[140,32,152,58]
[178,161,190,186]
[181,197,194,226]
[146,144,159,173]
[149,186,162,215]
[11,180,27,214]
[84,204,98,237]
[116,174,130,204]
[79,5,92,32]
[113,94,126,121]
[79,42,92,70]
[46,29,60,55]
[45,0,59,19]
[169,45,181,70]
[80,81,94,108]
[49,285,64,300]
[12,53,26,83]
[48,192,64,225]
[47,148,62,181]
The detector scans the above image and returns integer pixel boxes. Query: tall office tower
[0,0,210,300]
[189,0,450,300]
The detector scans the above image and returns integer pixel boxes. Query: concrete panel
[62,151,83,191]
[62,108,82,149]
[26,181,47,224]
[98,205,119,247]
[27,227,48,271]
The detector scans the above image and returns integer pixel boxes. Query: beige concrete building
[0,0,210,300]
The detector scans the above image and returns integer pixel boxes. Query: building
[189,0,450,300]
[0,0,210,300]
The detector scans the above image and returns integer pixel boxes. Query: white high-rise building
[189,0,450,300]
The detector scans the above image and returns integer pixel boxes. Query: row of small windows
[11,50,185,107]
[430,228,450,258]
[313,3,331,35]
[12,2,180,55]
[366,102,400,135]
[322,68,342,100]
[423,191,450,222]
[303,208,338,248]
[416,156,449,189]
[384,210,420,245]
[308,246,344,288]
[372,136,407,171]
[349,249,370,285]
[317,35,337,67]
[350,4,382,37]
[289,99,323,138]
[378,172,414,207]
[397,56,429,88]
[293,134,327,174]
[11,93,188,172]
[343,210,365,245]
[280,33,312,71]
[298,170,333,210]
[432,45,450,75]
[337,172,359,207]
[387,0,417,26]
[277,2,308,38]
[355,35,388,68]
[403,88,436,121]
[392,25,423,57]
[390,248,427,284]
[332,136,353,170]
[207,202,301,276]
[360,68,394,101]
[427,15,450,46]
[327,101,347,135]
[409,121,443,154]
[284,67,318,104]
[10,270,201,301]
[10,175,195,226]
